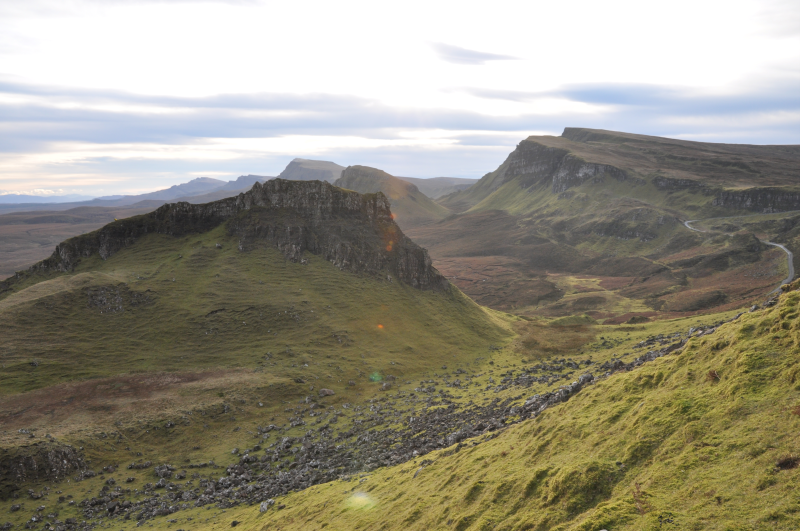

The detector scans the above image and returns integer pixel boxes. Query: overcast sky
[1,0,799,196]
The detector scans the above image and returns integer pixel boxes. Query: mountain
[3,175,800,530]
[277,158,345,183]
[0,176,271,214]
[0,204,161,280]
[0,194,94,204]
[409,129,800,319]
[396,176,477,199]
[0,179,511,512]
[216,174,271,192]
[335,165,451,229]
[0,176,274,277]
[91,177,228,205]
[440,127,800,215]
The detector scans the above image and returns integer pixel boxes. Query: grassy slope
[0,224,508,396]
[0,276,749,529]
[245,283,800,531]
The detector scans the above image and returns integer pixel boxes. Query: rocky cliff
[17,179,449,291]
[712,188,800,213]
[503,141,632,194]
[440,138,636,213]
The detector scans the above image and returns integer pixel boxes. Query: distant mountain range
[0,194,94,204]
[0,175,271,213]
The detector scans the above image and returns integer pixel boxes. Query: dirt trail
[682,218,795,292]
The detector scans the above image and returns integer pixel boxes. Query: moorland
[2,129,800,531]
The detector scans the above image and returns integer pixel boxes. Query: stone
[319,389,335,397]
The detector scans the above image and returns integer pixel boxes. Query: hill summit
[5,179,447,293]
[335,165,450,229]
[277,158,345,183]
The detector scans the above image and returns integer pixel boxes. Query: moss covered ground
[241,284,800,530]
[3,215,799,531]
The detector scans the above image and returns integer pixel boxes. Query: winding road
[682,218,795,292]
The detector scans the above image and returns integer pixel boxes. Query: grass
[3,207,798,530]
[0,225,509,396]
[236,282,800,530]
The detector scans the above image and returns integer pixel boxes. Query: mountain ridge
[3,179,448,293]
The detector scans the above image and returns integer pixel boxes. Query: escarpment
[712,188,800,213]
[492,140,632,194]
[505,140,632,194]
[17,179,448,291]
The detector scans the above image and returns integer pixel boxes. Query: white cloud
[0,0,797,195]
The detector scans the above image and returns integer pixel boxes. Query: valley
[2,129,800,531]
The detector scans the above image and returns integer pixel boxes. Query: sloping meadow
[253,282,800,530]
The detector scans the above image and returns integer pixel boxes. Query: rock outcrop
[445,139,635,210]
[712,188,800,213]
[0,442,87,499]
[18,180,448,291]
[498,141,633,194]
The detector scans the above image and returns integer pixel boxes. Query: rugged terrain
[408,129,800,320]
[255,281,800,530]
[0,180,517,526]
[3,132,800,531]
[0,176,271,278]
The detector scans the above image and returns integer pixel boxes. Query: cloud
[0,188,62,196]
[430,43,518,65]
[1,76,799,195]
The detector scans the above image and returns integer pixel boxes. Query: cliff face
[498,139,634,193]
[443,139,634,212]
[21,179,448,291]
[712,188,800,213]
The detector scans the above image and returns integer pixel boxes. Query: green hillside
[247,281,800,530]
[0,225,507,397]
[336,166,451,229]
[409,130,800,318]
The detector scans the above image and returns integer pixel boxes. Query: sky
[0,0,799,197]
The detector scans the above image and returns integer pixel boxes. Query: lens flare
[377,324,384,329]
[369,372,383,382]
[345,492,376,511]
